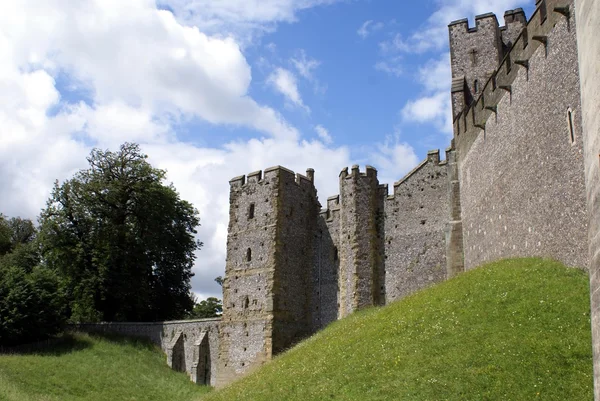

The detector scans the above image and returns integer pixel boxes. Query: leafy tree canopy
[39,143,201,322]
[0,216,65,346]
[189,297,223,319]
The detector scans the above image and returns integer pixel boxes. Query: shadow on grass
[0,334,93,356]
[1,331,158,356]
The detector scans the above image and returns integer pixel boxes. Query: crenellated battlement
[339,165,378,180]
[452,0,574,157]
[229,166,316,192]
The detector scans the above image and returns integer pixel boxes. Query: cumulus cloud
[368,135,420,187]
[159,0,341,42]
[267,67,309,111]
[400,52,452,135]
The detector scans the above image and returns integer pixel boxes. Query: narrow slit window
[333,247,339,262]
[248,203,255,219]
[474,79,479,94]
[246,248,252,262]
[567,108,575,143]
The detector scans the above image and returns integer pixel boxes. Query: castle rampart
[383,150,449,301]
[575,0,600,396]
[451,0,588,270]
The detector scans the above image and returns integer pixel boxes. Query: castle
[79,0,600,395]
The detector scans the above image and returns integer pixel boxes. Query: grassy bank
[205,258,593,401]
[0,333,210,401]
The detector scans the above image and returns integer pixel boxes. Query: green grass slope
[205,258,593,401]
[0,333,210,401]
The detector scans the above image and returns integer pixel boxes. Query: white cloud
[2,0,298,140]
[314,125,333,144]
[400,52,453,135]
[418,52,452,92]
[374,60,403,77]
[379,33,411,54]
[159,0,341,43]
[368,135,420,187]
[267,67,309,111]
[357,20,384,39]
[291,49,321,80]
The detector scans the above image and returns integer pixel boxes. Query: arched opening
[474,79,479,93]
[169,333,186,373]
[192,332,211,385]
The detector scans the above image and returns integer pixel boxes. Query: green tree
[189,297,223,319]
[39,143,201,322]
[0,216,65,346]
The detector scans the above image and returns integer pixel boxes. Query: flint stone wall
[72,319,220,386]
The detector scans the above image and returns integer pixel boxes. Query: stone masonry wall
[449,13,503,105]
[272,169,319,353]
[384,151,449,302]
[73,319,220,386]
[575,0,600,398]
[456,0,588,270]
[312,196,341,330]
[338,166,384,318]
[217,169,280,387]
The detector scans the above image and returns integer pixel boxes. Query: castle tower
[337,166,385,318]
[501,9,527,52]
[449,13,503,120]
[217,166,319,386]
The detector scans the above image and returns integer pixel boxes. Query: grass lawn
[204,258,593,401]
[0,333,211,401]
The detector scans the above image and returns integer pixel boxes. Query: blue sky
[0,0,535,299]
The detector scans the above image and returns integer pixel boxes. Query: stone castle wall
[451,0,588,270]
[383,151,449,302]
[575,0,600,397]
[72,319,220,386]
[272,168,318,353]
[217,168,279,386]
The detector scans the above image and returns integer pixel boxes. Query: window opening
[248,203,255,219]
[246,248,252,262]
[567,108,575,143]
[470,49,477,66]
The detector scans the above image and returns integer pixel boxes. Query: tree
[0,216,65,346]
[39,143,201,322]
[189,297,223,319]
